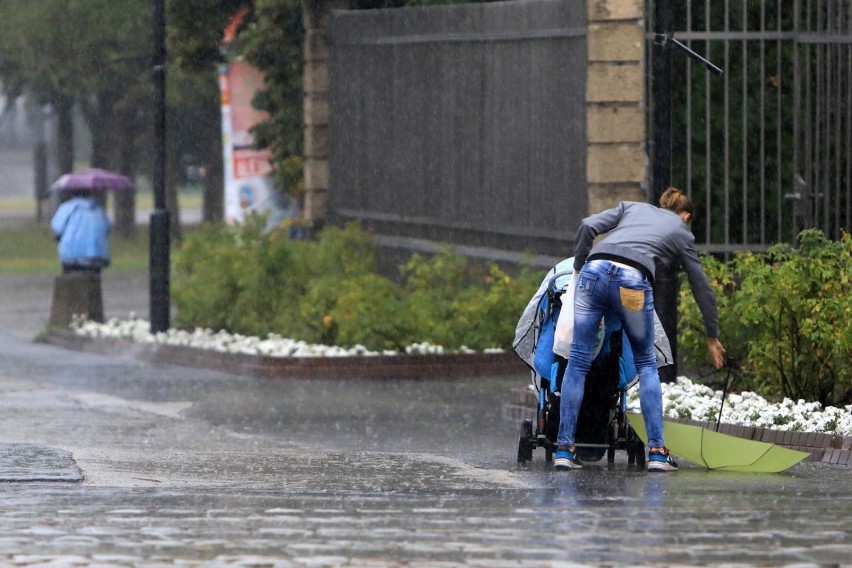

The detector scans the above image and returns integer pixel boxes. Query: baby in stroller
[513,258,672,467]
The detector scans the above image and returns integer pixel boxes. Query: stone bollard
[48,272,104,327]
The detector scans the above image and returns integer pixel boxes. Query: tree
[168,0,498,218]
[0,0,154,238]
[169,0,250,223]
[238,0,304,199]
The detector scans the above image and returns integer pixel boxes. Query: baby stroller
[512,258,673,467]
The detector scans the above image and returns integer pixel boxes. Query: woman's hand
[706,337,725,369]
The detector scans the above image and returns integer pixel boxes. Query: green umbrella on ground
[628,413,810,473]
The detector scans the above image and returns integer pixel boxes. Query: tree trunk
[87,92,137,240]
[113,108,137,240]
[55,96,74,175]
[166,123,182,242]
[201,81,224,223]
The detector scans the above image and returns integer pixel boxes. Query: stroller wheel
[634,441,646,468]
[545,446,553,463]
[517,419,534,463]
[628,440,646,468]
[606,420,618,464]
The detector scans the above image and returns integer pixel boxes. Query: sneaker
[647,447,679,472]
[554,446,582,470]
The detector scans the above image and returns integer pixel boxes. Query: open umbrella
[627,413,810,473]
[51,168,134,192]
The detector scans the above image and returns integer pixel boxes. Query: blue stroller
[512,259,673,466]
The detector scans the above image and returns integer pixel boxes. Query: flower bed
[71,315,504,358]
[60,315,519,381]
[627,377,852,437]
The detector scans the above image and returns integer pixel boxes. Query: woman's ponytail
[659,186,694,218]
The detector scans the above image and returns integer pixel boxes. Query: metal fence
[654,0,852,253]
[329,0,587,257]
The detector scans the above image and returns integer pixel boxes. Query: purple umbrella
[51,168,134,192]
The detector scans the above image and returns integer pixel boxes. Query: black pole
[715,357,736,431]
[150,0,170,333]
[652,0,678,383]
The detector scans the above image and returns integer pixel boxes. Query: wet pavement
[0,269,851,565]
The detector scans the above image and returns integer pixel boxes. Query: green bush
[677,252,741,371]
[679,229,852,406]
[400,248,540,351]
[172,216,306,336]
[309,273,413,351]
[401,247,477,349]
[173,220,538,352]
[450,264,540,351]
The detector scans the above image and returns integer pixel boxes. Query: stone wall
[585,0,647,214]
[303,0,349,222]
[312,0,647,232]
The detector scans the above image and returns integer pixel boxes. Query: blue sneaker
[554,446,582,470]
[648,447,679,472]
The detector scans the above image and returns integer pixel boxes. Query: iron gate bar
[686,0,692,226]
[697,244,772,254]
[796,33,852,43]
[759,2,777,243]
[775,2,783,243]
[838,3,844,232]
[724,0,730,252]
[742,0,748,246]
[705,0,711,248]
[671,31,797,40]
[662,31,852,43]
[848,27,851,231]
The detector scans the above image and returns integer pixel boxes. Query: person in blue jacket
[50,190,112,273]
[555,187,725,473]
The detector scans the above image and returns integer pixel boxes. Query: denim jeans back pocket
[576,274,597,295]
[619,287,645,312]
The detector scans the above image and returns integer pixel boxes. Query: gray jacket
[573,201,720,338]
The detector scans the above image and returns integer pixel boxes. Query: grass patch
[0,224,156,274]
[0,191,202,274]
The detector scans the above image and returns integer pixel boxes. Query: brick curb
[42,330,527,381]
[504,386,852,468]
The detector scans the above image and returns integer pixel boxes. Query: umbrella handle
[715,357,737,432]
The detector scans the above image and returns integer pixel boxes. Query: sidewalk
[1,233,852,564]
[0,271,150,340]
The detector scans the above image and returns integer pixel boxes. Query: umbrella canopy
[51,168,134,192]
[628,413,810,473]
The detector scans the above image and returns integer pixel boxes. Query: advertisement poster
[219,60,291,224]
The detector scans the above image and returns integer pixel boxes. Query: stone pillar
[303,0,347,224]
[586,0,647,214]
[49,272,104,328]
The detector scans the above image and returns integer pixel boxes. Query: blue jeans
[557,260,665,448]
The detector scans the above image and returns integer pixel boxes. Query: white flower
[626,376,852,436]
[70,316,501,360]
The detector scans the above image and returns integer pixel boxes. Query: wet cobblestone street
[0,274,850,566]
[0,462,850,566]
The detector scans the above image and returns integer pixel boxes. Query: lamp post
[150,0,170,333]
